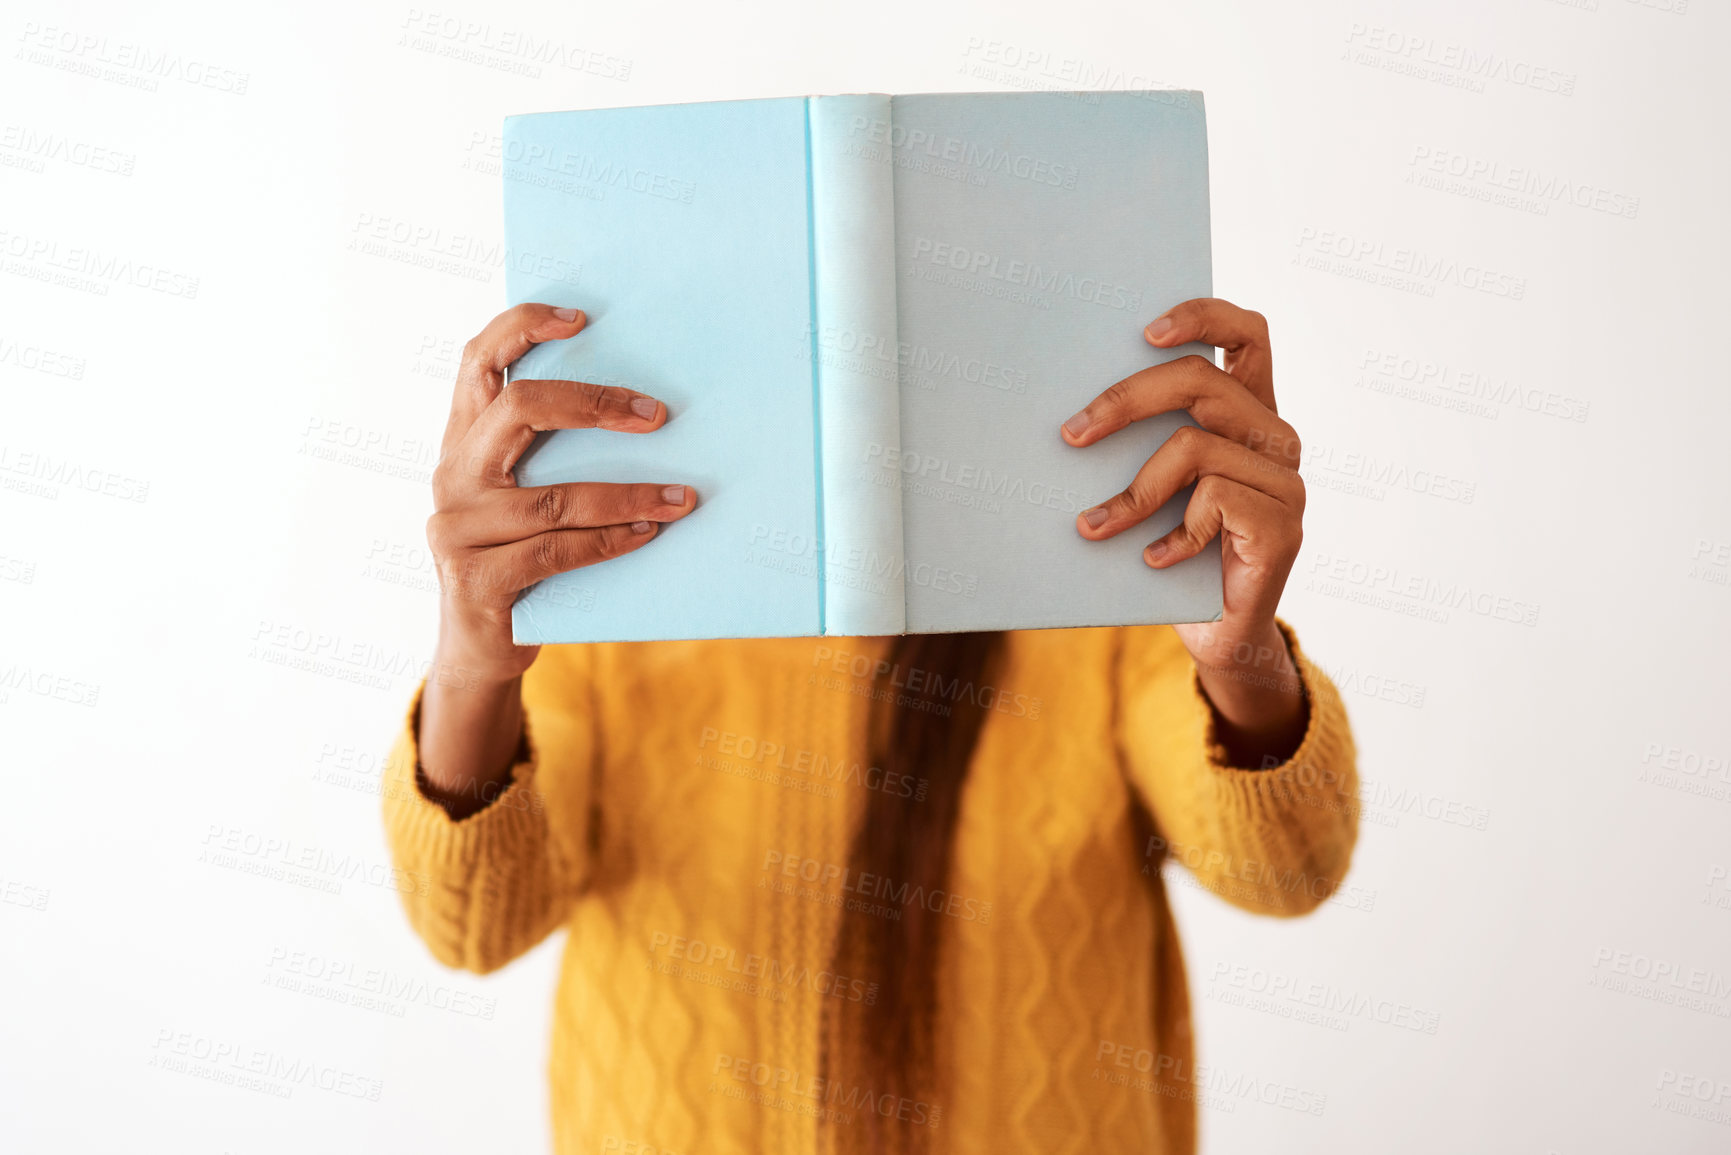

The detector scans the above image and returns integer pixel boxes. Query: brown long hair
[820,629,1007,1155]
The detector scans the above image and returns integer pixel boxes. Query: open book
[503,90,1221,643]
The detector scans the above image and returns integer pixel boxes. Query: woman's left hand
[1059,296,1309,761]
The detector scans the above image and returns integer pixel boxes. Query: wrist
[434,612,537,689]
[1188,619,1308,766]
[1187,619,1296,683]
[417,644,528,818]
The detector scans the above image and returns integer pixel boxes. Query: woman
[381,295,1359,1154]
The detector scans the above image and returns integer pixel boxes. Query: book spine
[806,95,906,636]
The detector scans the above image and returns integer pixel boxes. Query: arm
[1063,297,1357,912]
[1112,618,1360,917]
[379,300,696,974]
[380,646,598,974]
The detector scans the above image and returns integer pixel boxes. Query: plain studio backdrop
[2,0,1727,1150]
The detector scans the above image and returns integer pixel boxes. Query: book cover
[503,90,1222,643]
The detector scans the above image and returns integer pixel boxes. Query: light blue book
[504,90,1222,642]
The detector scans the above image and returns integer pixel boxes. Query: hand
[427,302,698,685]
[1059,297,1308,763]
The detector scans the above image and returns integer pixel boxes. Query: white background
[3,0,1728,1151]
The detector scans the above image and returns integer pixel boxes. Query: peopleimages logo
[800,322,1030,394]
[710,1052,941,1128]
[1207,962,1443,1034]
[1588,946,1731,1017]
[15,23,252,94]
[1407,146,1640,219]
[0,229,200,299]
[865,443,1090,515]
[1293,228,1526,300]
[148,1029,383,1100]
[1355,347,1591,423]
[0,125,136,176]
[467,132,697,203]
[1092,1040,1328,1116]
[907,237,1143,311]
[848,115,1080,189]
[1342,23,1577,96]
[1304,552,1541,627]
[761,850,993,924]
[648,930,878,1005]
[697,725,929,801]
[1301,443,1478,505]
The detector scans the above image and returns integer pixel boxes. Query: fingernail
[1083,505,1109,528]
[662,484,686,505]
[630,397,660,419]
[1063,409,1091,437]
[1145,540,1168,561]
[1145,316,1174,341]
[553,307,580,321]
[631,520,655,534]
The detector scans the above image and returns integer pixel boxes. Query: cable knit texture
[380,617,1359,1154]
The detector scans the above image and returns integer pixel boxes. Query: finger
[1141,297,1274,410]
[1059,354,1302,468]
[443,303,589,450]
[437,482,697,548]
[443,377,669,492]
[441,522,665,606]
[1076,425,1304,541]
[483,521,663,594]
[1143,477,1301,615]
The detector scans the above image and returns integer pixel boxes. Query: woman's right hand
[427,302,696,686]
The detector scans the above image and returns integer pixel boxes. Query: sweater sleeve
[379,646,597,973]
[1113,616,1361,917]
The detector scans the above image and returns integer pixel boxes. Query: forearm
[418,652,525,820]
[1189,619,1308,770]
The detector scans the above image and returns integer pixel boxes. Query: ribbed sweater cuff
[382,674,548,865]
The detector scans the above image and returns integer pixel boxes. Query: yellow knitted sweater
[380,617,1359,1154]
